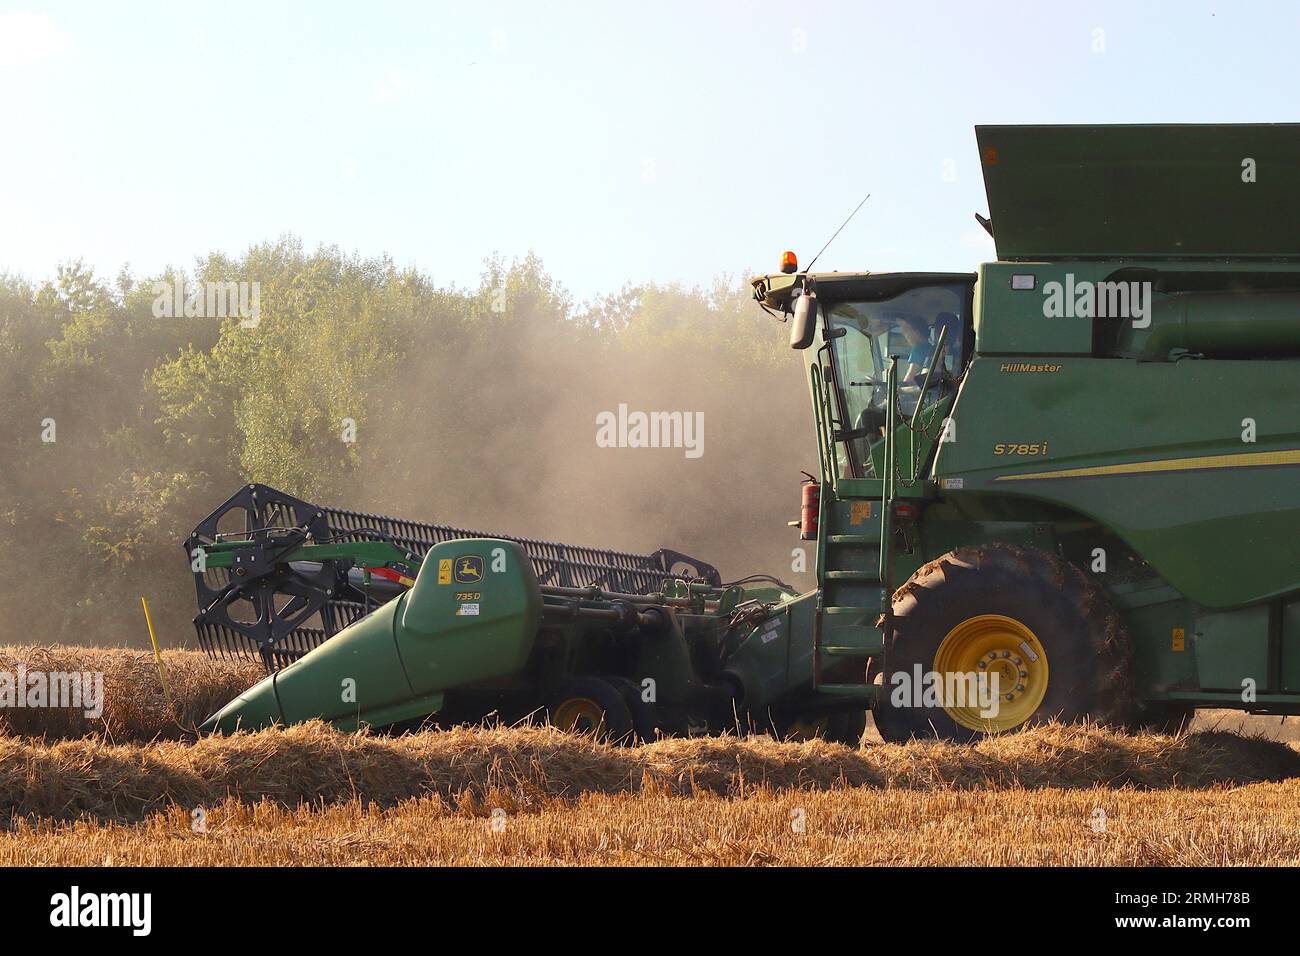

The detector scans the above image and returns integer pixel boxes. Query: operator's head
[899,316,928,346]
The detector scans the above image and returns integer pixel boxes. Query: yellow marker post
[141,596,171,698]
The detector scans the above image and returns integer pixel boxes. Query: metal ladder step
[826,534,878,545]
[819,644,879,658]
[818,619,884,653]
[823,570,881,582]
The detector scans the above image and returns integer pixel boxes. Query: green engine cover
[934,356,1300,609]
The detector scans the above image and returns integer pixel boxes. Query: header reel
[186,484,721,672]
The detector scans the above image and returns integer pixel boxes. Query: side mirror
[790,293,818,350]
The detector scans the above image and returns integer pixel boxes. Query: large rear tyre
[872,544,1133,743]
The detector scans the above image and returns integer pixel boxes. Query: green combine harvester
[194,124,1300,742]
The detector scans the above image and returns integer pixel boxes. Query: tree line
[0,238,815,647]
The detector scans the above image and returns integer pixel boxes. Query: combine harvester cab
[754,123,1300,742]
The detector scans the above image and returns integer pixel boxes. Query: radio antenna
[804,192,871,274]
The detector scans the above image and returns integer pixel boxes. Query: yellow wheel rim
[552,697,607,738]
[932,614,1049,733]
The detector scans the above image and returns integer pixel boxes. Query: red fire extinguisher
[800,472,819,540]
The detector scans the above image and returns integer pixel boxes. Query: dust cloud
[361,310,820,592]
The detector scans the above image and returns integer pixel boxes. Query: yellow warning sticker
[437,559,452,585]
[1172,627,1185,652]
[849,501,872,525]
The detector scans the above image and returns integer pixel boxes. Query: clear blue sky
[1,0,1296,301]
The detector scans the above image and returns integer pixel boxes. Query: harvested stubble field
[1,645,1298,866]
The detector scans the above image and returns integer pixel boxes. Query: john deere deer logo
[454,555,484,583]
